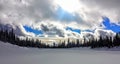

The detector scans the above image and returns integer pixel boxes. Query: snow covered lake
[0,41,120,64]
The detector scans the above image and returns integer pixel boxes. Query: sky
[0,0,120,38]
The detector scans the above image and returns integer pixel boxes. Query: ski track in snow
[0,41,120,64]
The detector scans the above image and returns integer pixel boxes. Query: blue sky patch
[66,27,81,34]
[102,17,120,33]
[23,26,43,35]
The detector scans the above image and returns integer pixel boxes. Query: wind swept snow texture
[0,41,120,64]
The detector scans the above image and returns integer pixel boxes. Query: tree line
[0,29,120,48]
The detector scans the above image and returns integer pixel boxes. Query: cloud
[80,28,116,42]
[0,0,119,40]
[0,0,55,24]
[40,22,65,37]
[81,32,94,40]
[80,0,120,23]
[0,0,100,30]
[0,0,120,26]
[94,29,116,39]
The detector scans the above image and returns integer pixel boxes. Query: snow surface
[0,41,120,64]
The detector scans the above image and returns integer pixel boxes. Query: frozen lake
[0,42,120,64]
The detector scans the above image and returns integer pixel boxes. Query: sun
[54,0,81,13]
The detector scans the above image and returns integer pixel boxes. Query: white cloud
[0,0,120,29]
[81,32,95,41]
[0,0,119,39]
[79,0,120,23]
[94,29,116,39]
[78,28,116,43]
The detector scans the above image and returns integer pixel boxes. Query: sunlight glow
[55,0,81,13]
